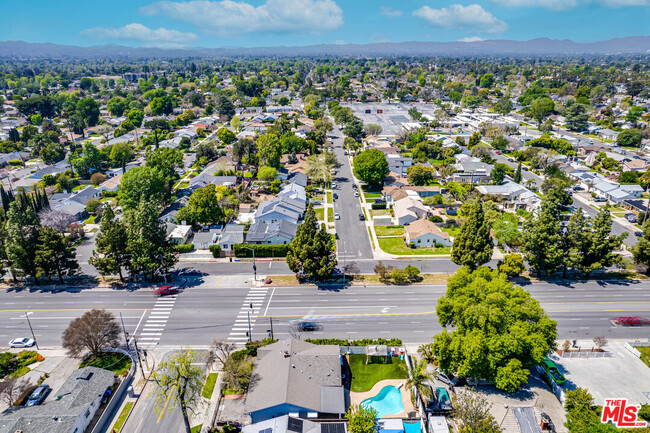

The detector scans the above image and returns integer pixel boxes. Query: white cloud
[81,23,197,48]
[413,4,508,34]
[459,36,485,42]
[380,6,403,16]
[139,0,344,35]
[491,0,647,9]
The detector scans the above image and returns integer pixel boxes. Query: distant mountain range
[0,37,649,59]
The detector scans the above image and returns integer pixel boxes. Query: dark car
[333,193,338,200]
[374,198,386,204]
[541,357,566,385]
[153,285,179,296]
[610,316,650,327]
[446,208,457,216]
[292,321,323,332]
[635,231,644,238]
[26,385,50,407]
[626,213,638,223]
[359,213,365,221]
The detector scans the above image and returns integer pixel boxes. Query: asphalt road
[5,279,650,351]
[330,123,374,260]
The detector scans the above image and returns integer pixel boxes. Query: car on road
[9,337,35,348]
[625,213,638,223]
[291,321,323,332]
[153,285,180,296]
[358,213,365,221]
[333,193,338,200]
[635,231,644,238]
[610,316,650,326]
[540,357,565,385]
[334,212,340,220]
[26,385,50,407]
[353,191,359,197]
[331,183,337,189]
[445,208,457,216]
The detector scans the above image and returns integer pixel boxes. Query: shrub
[233,243,289,258]
[498,253,525,277]
[90,172,106,185]
[404,265,421,282]
[305,338,403,346]
[390,268,409,284]
[7,160,22,166]
[209,244,221,258]
[172,243,195,253]
[102,190,118,198]
[371,202,387,210]
[429,215,443,223]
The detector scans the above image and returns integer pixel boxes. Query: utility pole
[119,312,130,350]
[269,317,274,340]
[159,254,168,284]
[247,303,253,342]
[241,246,257,282]
[131,336,145,373]
[25,312,38,350]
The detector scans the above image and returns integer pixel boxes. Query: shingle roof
[405,218,450,240]
[246,220,298,243]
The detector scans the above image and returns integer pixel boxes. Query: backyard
[80,352,132,376]
[378,237,452,256]
[348,354,408,393]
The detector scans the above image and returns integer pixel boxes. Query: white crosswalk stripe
[137,294,179,345]
[227,287,270,345]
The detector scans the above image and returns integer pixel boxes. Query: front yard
[80,352,132,376]
[374,225,405,236]
[314,207,325,221]
[378,237,452,256]
[348,354,407,393]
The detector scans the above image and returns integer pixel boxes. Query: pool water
[361,385,405,418]
[403,420,421,433]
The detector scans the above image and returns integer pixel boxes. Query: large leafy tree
[353,149,389,186]
[152,348,205,433]
[454,391,502,433]
[90,206,130,281]
[565,388,619,433]
[176,184,226,226]
[451,201,493,269]
[118,166,167,211]
[145,147,183,181]
[126,200,177,280]
[521,197,563,275]
[286,206,337,281]
[565,103,589,131]
[345,405,377,433]
[62,309,121,358]
[632,219,650,272]
[110,142,134,173]
[34,226,79,283]
[530,96,555,125]
[4,201,40,283]
[76,97,100,126]
[69,143,102,178]
[433,267,557,392]
[215,95,235,118]
[256,134,282,168]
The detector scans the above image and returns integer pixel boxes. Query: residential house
[50,186,102,220]
[243,415,344,433]
[0,366,115,433]
[404,219,452,248]
[189,173,237,190]
[476,181,541,212]
[245,339,345,423]
[168,225,193,244]
[255,194,305,225]
[218,224,246,252]
[622,159,649,172]
[450,156,493,184]
[386,154,413,177]
[98,174,122,193]
[193,229,220,250]
[394,197,428,225]
[246,220,298,245]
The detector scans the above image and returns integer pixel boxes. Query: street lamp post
[159,254,168,285]
[119,312,130,350]
[247,302,253,342]
[25,312,38,350]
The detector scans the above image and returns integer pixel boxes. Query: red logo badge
[601,399,648,428]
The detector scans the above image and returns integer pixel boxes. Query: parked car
[572,185,584,191]
[359,213,365,221]
[540,357,566,385]
[26,385,50,407]
[331,183,337,189]
[334,212,340,220]
[445,208,457,216]
[9,337,35,348]
[610,316,650,327]
[593,196,608,203]
[354,191,359,197]
[635,231,644,238]
[435,370,458,386]
[333,193,338,200]
[374,198,386,204]
[153,285,179,296]
[626,213,638,223]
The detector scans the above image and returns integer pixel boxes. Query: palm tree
[403,360,434,409]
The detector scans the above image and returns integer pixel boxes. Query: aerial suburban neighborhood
[0,1,650,433]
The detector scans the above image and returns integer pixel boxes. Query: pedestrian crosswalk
[227,287,269,345]
[138,295,177,346]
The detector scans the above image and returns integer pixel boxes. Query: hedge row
[172,243,194,253]
[208,244,221,258]
[371,203,387,210]
[304,338,403,347]
[233,243,289,258]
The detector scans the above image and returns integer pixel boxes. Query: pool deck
[350,379,416,418]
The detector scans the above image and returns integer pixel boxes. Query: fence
[558,350,612,358]
[91,348,137,433]
[625,342,642,358]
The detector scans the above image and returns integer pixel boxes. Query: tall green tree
[530,97,555,125]
[404,360,434,409]
[565,103,589,132]
[433,267,557,392]
[4,201,40,283]
[286,206,337,281]
[145,147,183,181]
[451,200,493,269]
[176,184,226,226]
[118,166,167,211]
[110,142,134,173]
[215,95,235,118]
[574,207,626,275]
[513,162,522,183]
[76,97,100,127]
[90,206,130,281]
[353,149,389,186]
[256,134,282,168]
[345,405,377,433]
[34,226,79,283]
[126,200,177,280]
[521,198,563,275]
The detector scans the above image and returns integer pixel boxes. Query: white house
[394,197,428,225]
[404,219,452,248]
[169,225,193,244]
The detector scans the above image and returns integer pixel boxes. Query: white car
[331,183,337,189]
[9,337,35,348]
[334,213,340,220]
[354,191,359,197]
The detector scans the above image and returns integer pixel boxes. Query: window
[85,409,91,419]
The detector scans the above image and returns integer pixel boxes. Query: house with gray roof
[450,156,493,184]
[246,220,297,245]
[218,224,246,252]
[245,339,345,423]
[0,366,115,433]
[255,195,305,225]
[242,415,345,433]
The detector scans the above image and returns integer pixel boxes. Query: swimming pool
[361,385,405,418]
[402,420,421,433]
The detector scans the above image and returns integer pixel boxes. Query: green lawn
[327,192,332,204]
[84,215,96,224]
[370,209,390,217]
[80,352,132,376]
[375,226,404,236]
[314,208,325,221]
[637,347,650,369]
[328,207,334,222]
[378,237,451,256]
[441,227,461,237]
[348,354,408,392]
[364,192,383,199]
[174,181,190,190]
[202,373,218,399]
[191,425,203,433]
[112,402,134,432]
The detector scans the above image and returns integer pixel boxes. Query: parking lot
[554,340,650,405]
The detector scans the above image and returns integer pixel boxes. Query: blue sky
[2,0,649,48]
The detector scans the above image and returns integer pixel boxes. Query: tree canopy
[353,149,389,186]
